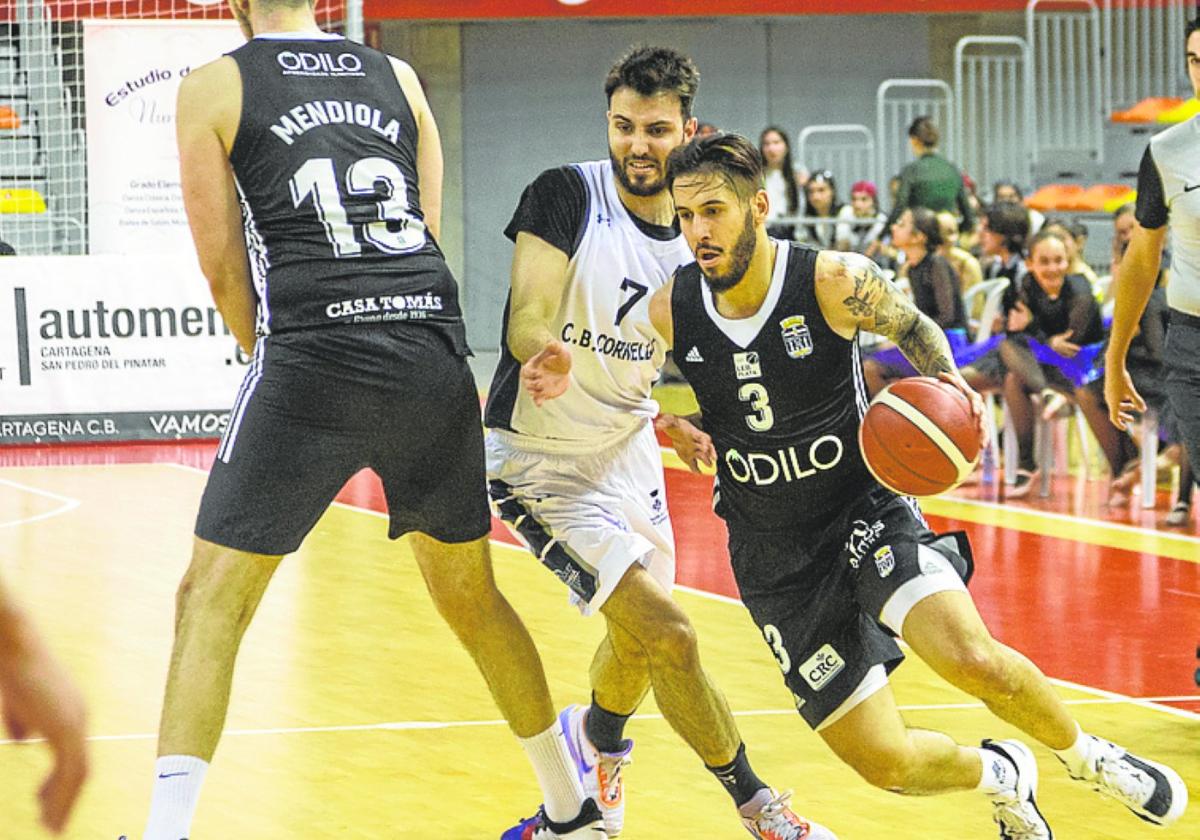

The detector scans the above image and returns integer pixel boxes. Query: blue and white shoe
[981,739,1053,839]
[1060,735,1188,826]
[500,799,606,840]
[559,704,632,837]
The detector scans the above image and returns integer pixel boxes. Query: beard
[699,209,758,293]
[609,150,666,197]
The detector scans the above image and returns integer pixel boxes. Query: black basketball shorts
[194,326,491,555]
[1165,310,1200,479]
[730,487,972,730]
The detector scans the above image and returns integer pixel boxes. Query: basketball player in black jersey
[137,1,600,838]
[650,134,1186,837]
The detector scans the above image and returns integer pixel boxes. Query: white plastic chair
[1140,408,1159,509]
[964,278,1010,343]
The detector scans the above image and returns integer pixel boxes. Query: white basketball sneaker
[740,788,838,840]
[1059,735,1188,826]
[981,739,1053,839]
[559,704,632,837]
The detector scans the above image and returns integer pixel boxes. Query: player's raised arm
[176,60,257,355]
[389,58,443,242]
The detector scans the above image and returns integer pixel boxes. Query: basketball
[858,377,981,497]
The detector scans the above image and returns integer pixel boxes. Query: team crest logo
[874,545,896,578]
[780,316,813,359]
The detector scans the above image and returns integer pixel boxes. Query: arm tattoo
[892,311,956,377]
[830,253,955,377]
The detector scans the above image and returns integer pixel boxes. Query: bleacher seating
[1026,183,1134,213]
[1111,97,1185,123]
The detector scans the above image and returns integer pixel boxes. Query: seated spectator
[695,121,719,139]
[759,126,806,240]
[801,169,844,248]
[993,179,1045,235]
[979,201,1030,284]
[962,230,1104,497]
[887,116,975,232]
[937,211,983,291]
[1067,218,1090,261]
[862,207,967,394]
[1042,218,1100,289]
[1110,203,1137,276]
[836,180,887,256]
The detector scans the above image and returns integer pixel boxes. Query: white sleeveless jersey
[497,159,692,453]
[1145,117,1200,317]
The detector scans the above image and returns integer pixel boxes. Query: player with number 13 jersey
[227,33,468,347]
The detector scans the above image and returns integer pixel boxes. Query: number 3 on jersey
[290,156,425,257]
[738,382,774,431]
[762,624,791,674]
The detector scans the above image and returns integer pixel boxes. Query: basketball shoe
[500,799,606,840]
[980,739,1052,839]
[1058,735,1187,826]
[740,788,838,840]
[559,704,632,837]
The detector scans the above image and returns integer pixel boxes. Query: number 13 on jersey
[290,156,426,257]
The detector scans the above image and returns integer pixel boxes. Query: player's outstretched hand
[1103,362,1146,431]
[520,340,572,406]
[0,614,89,835]
[937,371,988,452]
[656,414,716,474]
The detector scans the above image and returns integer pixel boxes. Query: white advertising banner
[0,255,249,444]
[83,19,242,254]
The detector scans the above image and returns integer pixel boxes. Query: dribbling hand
[937,371,988,452]
[520,340,572,406]
[655,414,716,474]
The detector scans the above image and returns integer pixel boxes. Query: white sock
[143,755,209,840]
[1051,723,1092,775]
[976,747,1017,797]
[519,720,587,824]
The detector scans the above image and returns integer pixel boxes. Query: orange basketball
[858,377,981,497]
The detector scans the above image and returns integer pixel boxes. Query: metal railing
[955,36,1035,191]
[1027,0,1104,164]
[1103,0,1190,112]
[876,78,955,190]
[795,124,875,190]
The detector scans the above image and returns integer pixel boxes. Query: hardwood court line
[154,463,1200,723]
[658,447,1200,564]
[4,693,1196,750]
[0,476,81,529]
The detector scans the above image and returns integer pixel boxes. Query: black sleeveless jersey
[672,241,879,534]
[227,35,466,352]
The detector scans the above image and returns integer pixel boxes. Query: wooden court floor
[0,441,1198,839]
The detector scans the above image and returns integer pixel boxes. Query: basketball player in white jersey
[1106,16,1200,520]
[655,132,1186,839]
[138,0,600,838]
[488,47,831,840]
